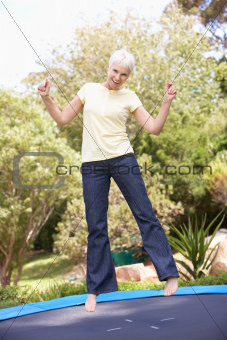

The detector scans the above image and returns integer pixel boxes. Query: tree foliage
[0,89,82,288]
[175,0,227,50]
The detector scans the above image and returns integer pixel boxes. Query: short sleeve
[77,83,87,105]
[129,91,143,113]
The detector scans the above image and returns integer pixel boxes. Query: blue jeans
[81,153,180,294]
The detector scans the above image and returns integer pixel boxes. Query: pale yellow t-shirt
[77,82,143,163]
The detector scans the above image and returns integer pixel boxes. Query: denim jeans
[81,153,180,294]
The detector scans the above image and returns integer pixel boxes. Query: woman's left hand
[165,79,177,101]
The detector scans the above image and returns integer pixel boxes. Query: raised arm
[38,78,84,126]
[132,80,177,135]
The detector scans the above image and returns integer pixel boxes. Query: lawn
[10,250,78,291]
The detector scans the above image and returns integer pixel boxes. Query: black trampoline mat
[0,294,227,340]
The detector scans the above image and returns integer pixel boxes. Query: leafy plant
[166,209,226,281]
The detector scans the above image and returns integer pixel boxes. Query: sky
[0,0,173,92]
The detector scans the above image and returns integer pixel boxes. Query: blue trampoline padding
[0,285,226,321]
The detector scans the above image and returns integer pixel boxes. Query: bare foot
[85,293,100,312]
[164,276,178,296]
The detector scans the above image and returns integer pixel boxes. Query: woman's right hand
[38,78,50,96]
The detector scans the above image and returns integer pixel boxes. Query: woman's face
[106,63,130,90]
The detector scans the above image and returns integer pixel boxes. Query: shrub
[1,270,227,309]
[166,209,225,281]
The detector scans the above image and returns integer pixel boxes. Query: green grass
[10,251,76,290]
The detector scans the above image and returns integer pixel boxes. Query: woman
[38,48,179,313]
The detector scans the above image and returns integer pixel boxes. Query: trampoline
[0,285,227,340]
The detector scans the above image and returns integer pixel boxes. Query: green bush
[60,280,87,297]
[167,209,225,281]
[0,285,30,306]
[0,270,226,309]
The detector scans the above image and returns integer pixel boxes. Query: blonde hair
[109,48,135,74]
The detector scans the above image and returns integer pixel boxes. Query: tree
[0,89,82,288]
[203,151,227,206]
[174,0,227,50]
[169,1,227,113]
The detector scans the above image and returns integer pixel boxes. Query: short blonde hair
[109,48,135,74]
